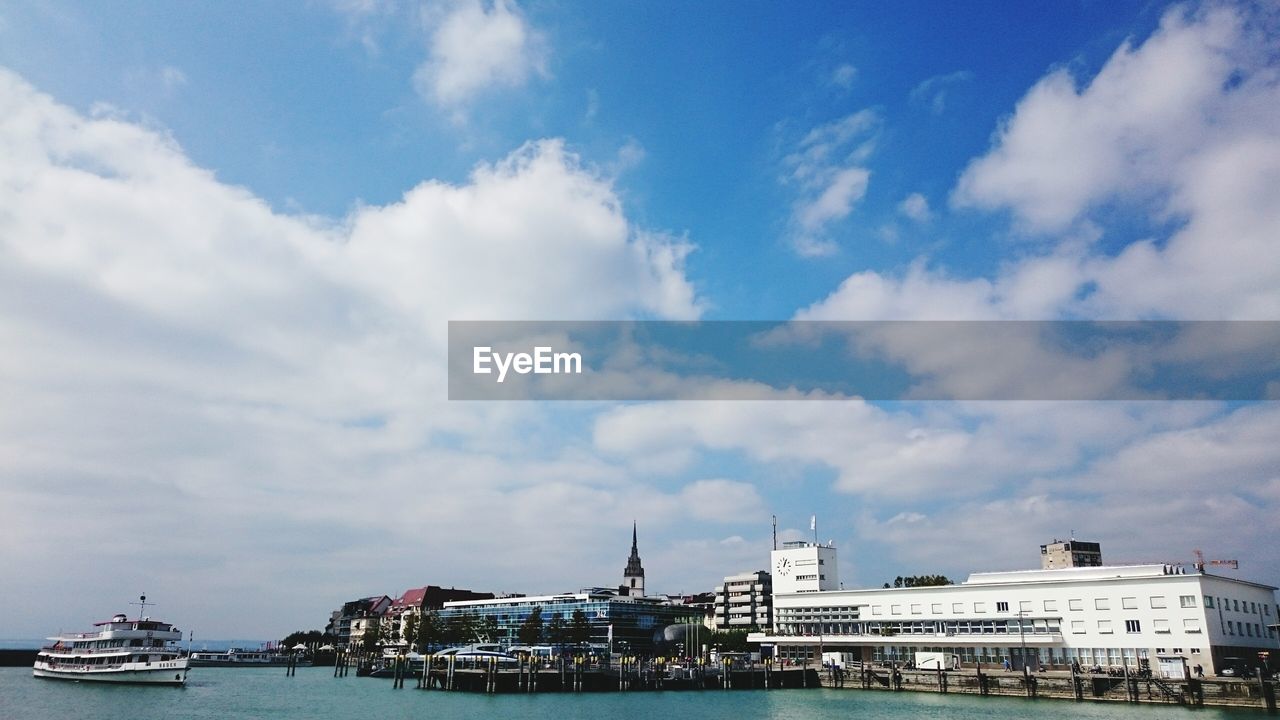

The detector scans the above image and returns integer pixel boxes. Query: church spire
[622,521,645,597]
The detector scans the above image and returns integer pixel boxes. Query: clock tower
[621,522,646,597]
[770,540,838,594]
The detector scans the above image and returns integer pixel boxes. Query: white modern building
[751,561,1279,677]
[714,570,773,630]
[771,541,839,594]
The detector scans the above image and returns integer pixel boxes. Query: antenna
[772,515,777,551]
[130,593,152,619]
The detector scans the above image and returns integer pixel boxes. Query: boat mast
[130,593,152,619]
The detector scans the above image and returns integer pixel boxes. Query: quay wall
[818,666,1278,711]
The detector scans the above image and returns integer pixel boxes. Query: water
[0,666,1270,720]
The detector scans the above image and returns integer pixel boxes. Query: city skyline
[1,1,1278,640]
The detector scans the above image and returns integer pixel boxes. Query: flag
[810,515,816,531]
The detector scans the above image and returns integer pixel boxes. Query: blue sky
[1,1,1278,639]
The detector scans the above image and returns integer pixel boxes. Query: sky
[1,0,1278,640]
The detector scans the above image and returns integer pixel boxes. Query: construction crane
[1192,549,1239,572]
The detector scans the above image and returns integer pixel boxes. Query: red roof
[391,587,428,610]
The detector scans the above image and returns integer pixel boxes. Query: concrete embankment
[818,666,1278,711]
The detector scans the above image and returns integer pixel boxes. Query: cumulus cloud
[810,4,1280,321]
[782,110,878,256]
[414,0,548,116]
[897,192,931,222]
[0,67,699,636]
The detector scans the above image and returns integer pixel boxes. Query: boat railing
[41,644,180,655]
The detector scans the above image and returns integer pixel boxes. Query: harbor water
[0,666,1273,720]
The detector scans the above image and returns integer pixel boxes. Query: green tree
[709,629,752,653]
[359,619,382,652]
[516,608,544,645]
[416,611,442,651]
[479,615,500,644]
[887,574,953,588]
[546,615,566,653]
[442,613,476,646]
[401,613,418,646]
[569,609,591,648]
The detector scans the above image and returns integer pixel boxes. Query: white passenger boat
[190,646,293,667]
[33,595,190,685]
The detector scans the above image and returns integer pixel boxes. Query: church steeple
[622,521,645,597]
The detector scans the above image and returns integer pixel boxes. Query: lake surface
[0,666,1271,720]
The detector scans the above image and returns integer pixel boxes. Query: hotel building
[713,570,773,630]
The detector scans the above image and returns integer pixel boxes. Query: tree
[401,613,418,647]
[279,629,326,648]
[546,615,566,653]
[442,613,476,646]
[516,608,544,645]
[479,615,500,644]
[886,574,953,588]
[569,609,591,649]
[359,619,382,653]
[709,629,751,653]
[417,611,442,651]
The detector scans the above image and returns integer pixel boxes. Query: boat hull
[33,661,188,685]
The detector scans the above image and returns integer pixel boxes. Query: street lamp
[1015,610,1030,677]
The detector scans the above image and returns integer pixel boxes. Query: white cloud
[782,110,878,256]
[0,67,701,637]
[809,4,1280,321]
[414,0,547,116]
[952,6,1254,234]
[831,63,857,89]
[897,192,931,222]
[909,70,972,114]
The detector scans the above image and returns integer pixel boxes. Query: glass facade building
[436,592,701,654]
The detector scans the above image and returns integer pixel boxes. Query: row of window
[1207,596,1272,616]
[1068,618,1201,634]
[1225,620,1273,639]
[867,594,1203,617]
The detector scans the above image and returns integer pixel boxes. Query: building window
[891,605,902,615]
[1204,596,1214,609]
[1098,620,1113,634]
[952,603,964,613]
[996,602,1009,613]
[931,604,942,614]
[1150,596,1167,609]
[1179,595,1196,609]
[1069,599,1083,611]
[910,604,922,615]
[1122,597,1137,610]
[1071,620,1086,634]
[871,605,882,616]
[1044,600,1058,612]
[1183,619,1201,633]
[1153,619,1170,633]
[1125,620,1141,633]
[1095,598,1110,611]
[1019,600,1033,612]
[974,602,986,613]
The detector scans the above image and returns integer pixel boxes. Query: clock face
[775,557,791,576]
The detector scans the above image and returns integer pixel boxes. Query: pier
[816,663,1279,712]
[407,656,819,693]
